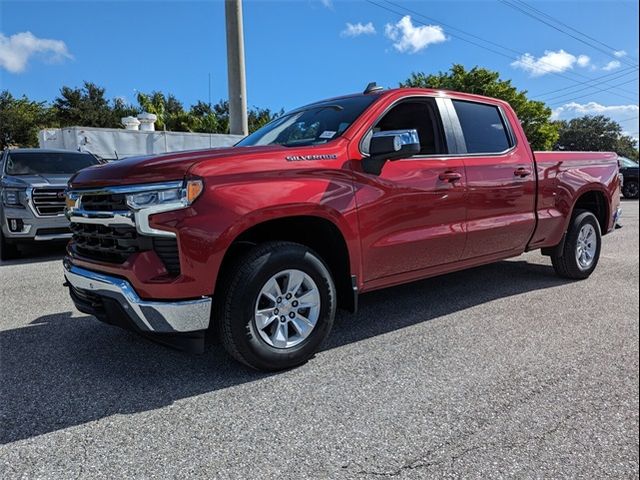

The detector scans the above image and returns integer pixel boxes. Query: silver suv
[1,149,101,260]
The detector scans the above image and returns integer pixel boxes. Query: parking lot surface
[1,200,638,479]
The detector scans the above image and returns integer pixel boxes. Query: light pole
[225,0,249,136]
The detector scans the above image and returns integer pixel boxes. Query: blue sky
[1,0,638,140]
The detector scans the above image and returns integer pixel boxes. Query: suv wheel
[217,241,336,371]
[622,180,639,199]
[0,231,20,261]
[551,210,601,279]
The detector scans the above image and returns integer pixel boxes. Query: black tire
[217,241,336,371]
[0,231,20,261]
[622,180,639,199]
[551,210,601,280]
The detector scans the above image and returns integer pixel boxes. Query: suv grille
[70,223,180,275]
[32,188,66,216]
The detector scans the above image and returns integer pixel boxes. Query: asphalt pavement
[1,199,638,479]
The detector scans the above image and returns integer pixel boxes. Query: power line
[499,0,638,68]
[510,0,639,65]
[513,0,620,50]
[531,66,638,98]
[548,78,638,107]
[541,69,639,103]
[370,0,638,100]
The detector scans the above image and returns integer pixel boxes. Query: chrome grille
[32,188,66,216]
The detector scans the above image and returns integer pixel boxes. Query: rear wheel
[217,241,336,371]
[622,180,639,199]
[0,231,20,261]
[551,210,601,279]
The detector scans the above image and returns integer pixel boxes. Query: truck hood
[69,145,302,188]
[1,173,72,188]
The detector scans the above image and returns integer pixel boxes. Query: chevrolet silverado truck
[63,86,622,371]
[1,148,101,260]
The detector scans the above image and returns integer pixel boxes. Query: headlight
[2,188,25,208]
[125,179,203,210]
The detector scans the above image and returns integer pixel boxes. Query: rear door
[448,99,536,259]
[354,96,468,282]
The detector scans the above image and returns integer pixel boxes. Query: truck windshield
[619,157,638,168]
[5,152,100,175]
[237,95,379,148]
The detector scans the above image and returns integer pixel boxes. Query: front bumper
[63,262,212,334]
[2,206,71,241]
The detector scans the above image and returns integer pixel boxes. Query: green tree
[0,91,53,149]
[212,100,230,133]
[136,91,199,131]
[52,82,116,128]
[401,64,559,150]
[249,106,281,132]
[136,91,167,129]
[207,100,280,134]
[555,115,639,160]
[189,101,219,133]
[616,134,639,161]
[112,97,140,124]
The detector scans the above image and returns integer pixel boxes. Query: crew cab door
[447,99,537,259]
[353,97,467,282]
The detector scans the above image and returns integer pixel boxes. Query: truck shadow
[1,259,570,444]
[0,243,67,267]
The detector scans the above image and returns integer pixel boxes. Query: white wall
[38,127,244,160]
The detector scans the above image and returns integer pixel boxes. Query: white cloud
[602,60,621,71]
[341,22,376,38]
[511,49,591,77]
[384,15,446,54]
[320,0,333,9]
[551,101,639,120]
[576,55,591,67]
[0,31,72,73]
[613,50,627,58]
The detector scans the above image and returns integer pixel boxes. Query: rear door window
[452,100,511,154]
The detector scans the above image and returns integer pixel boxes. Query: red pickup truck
[64,86,622,371]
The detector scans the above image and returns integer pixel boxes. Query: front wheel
[622,180,639,199]
[551,210,602,279]
[217,241,336,371]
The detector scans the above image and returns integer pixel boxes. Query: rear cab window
[452,100,512,154]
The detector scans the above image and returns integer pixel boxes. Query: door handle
[514,167,532,178]
[439,171,462,182]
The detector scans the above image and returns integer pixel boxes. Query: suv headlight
[2,188,25,208]
[125,179,204,210]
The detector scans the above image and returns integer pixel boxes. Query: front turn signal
[186,179,204,204]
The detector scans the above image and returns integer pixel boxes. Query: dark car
[1,148,102,260]
[619,156,639,199]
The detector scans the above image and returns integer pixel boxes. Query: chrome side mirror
[363,129,420,175]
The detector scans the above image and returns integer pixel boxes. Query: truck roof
[304,87,512,112]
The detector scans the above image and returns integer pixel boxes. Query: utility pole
[225,0,249,136]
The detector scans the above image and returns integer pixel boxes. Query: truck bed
[528,150,621,250]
